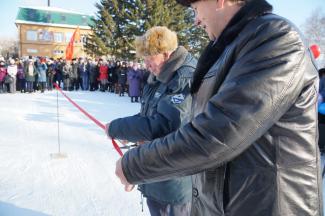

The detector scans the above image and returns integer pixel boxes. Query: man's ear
[216,0,225,10]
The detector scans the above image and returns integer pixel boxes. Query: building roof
[15,6,93,29]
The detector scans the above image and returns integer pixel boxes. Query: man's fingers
[125,184,135,192]
[137,140,145,145]
[121,140,129,145]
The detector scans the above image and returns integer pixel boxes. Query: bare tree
[302,9,325,68]
[0,37,19,59]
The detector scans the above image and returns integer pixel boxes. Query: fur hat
[134,26,178,57]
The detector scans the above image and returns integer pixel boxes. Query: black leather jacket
[120,7,323,216]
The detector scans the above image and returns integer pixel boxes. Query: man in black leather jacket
[115,1,323,215]
[107,26,197,216]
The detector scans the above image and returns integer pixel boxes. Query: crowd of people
[0,56,149,103]
[1,0,324,215]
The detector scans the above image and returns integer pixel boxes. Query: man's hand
[120,140,129,145]
[115,158,135,192]
[137,141,145,145]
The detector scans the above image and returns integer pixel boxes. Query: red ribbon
[53,83,123,157]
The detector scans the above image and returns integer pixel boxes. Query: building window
[26,30,38,41]
[27,48,38,54]
[39,30,53,41]
[65,32,73,43]
[54,32,64,43]
[53,50,64,55]
[81,34,87,45]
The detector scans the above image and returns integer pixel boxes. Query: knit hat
[134,26,178,57]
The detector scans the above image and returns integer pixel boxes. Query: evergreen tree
[180,8,209,57]
[85,0,209,59]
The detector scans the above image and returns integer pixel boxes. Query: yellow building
[15,6,93,59]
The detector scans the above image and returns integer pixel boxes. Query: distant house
[15,6,93,59]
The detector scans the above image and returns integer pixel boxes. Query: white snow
[0,91,149,216]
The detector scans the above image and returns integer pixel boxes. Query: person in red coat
[98,60,109,92]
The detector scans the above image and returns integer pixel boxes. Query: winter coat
[119,1,323,216]
[47,64,55,80]
[71,63,79,79]
[117,67,127,85]
[127,69,142,97]
[7,65,17,78]
[55,62,63,81]
[24,63,37,82]
[37,63,47,82]
[0,67,7,82]
[89,63,98,83]
[79,63,88,78]
[108,65,117,83]
[112,66,118,83]
[62,64,72,79]
[17,66,25,79]
[99,65,108,81]
[109,47,197,204]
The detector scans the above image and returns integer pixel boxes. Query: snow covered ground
[0,90,149,216]
[1,90,325,216]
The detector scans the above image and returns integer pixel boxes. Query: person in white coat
[7,59,17,93]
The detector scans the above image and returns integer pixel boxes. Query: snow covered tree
[302,9,325,67]
[85,0,209,59]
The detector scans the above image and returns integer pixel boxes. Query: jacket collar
[156,46,188,84]
[191,0,273,94]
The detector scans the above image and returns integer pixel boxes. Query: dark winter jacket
[24,62,37,82]
[320,76,325,99]
[17,66,25,79]
[78,63,88,78]
[55,62,63,81]
[109,46,197,204]
[117,67,128,85]
[71,63,79,79]
[89,63,98,83]
[109,65,118,83]
[119,1,323,216]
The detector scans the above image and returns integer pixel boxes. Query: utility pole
[48,0,50,7]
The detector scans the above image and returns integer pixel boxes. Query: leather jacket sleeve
[108,84,192,143]
[121,19,312,184]
[108,113,172,142]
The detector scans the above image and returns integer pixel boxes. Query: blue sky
[0,0,324,39]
